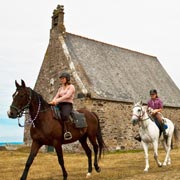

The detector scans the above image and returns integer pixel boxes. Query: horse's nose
[131,118,137,126]
[7,110,16,118]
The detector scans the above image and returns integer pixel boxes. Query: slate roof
[64,33,180,107]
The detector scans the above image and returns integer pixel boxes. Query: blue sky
[1,0,180,142]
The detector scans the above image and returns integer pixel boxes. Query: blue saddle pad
[164,124,168,129]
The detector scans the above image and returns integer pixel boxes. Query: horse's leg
[141,141,149,172]
[152,140,162,167]
[162,137,172,166]
[88,136,101,173]
[55,145,68,180]
[79,135,92,178]
[21,141,42,180]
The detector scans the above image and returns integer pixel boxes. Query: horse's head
[7,80,31,119]
[131,101,145,126]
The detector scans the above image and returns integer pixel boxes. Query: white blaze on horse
[131,101,179,172]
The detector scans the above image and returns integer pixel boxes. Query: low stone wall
[73,98,136,150]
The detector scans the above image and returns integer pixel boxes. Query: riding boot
[160,122,168,139]
[156,113,168,139]
[134,133,141,142]
[64,121,72,140]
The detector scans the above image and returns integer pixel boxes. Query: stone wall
[75,98,135,150]
[73,98,180,151]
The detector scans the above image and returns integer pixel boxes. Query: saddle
[51,106,87,128]
[70,110,87,128]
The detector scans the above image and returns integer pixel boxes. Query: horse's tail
[173,123,180,142]
[170,124,179,149]
[91,112,107,160]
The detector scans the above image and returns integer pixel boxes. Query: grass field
[0,147,180,180]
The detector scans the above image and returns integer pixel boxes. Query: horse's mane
[28,87,50,110]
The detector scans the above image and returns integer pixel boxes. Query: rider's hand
[152,109,158,114]
[48,101,56,106]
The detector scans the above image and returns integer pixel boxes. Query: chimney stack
[51,5,66,36]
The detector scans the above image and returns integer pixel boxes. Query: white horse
[131,101,179,172]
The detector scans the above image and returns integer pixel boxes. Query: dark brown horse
[7,80,106,180]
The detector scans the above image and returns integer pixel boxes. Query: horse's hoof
[95,167,101,173]
[86,172,91,178]
[163,162,167,166]
[158,162,162,167]
[144,166,149,172]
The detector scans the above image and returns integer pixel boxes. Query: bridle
[10,88,32,118]
[10,88,41,128]
[133,105,149,121]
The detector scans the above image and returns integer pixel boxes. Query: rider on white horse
[131,101,177,171]
[135,89,167,142]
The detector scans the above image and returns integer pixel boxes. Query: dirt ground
[0,147,180,180]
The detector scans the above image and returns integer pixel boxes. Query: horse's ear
[140,100,143,105]
[15,80,20,88]
[21,79,26,88]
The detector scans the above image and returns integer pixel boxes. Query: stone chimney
[51,5,66,36]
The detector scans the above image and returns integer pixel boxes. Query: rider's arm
[48,88,62,105]
[54,85,75,104]
[153,98,163,114]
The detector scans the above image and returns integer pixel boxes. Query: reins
[18,97,41,128]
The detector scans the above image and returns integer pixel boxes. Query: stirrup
[134,134,141,142]
[64,131,72,140]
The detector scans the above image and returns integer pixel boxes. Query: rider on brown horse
[8,80,106,180]
[49,72,75,140]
